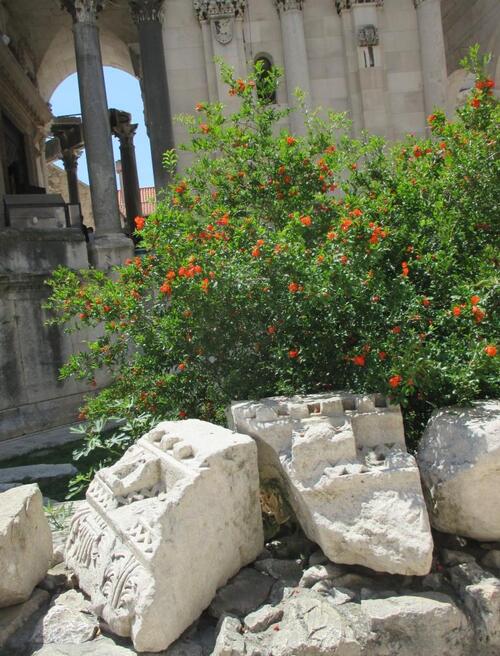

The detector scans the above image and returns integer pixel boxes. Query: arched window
[254,56,276,104]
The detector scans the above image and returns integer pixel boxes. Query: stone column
[130,0,174,191]
[61,148,81,206]
[414,0,447,116]
[61,0,133,268]
[274,0,311,135]
[194,1,247,109]
[337,1,364,136]
[111,112,142,237]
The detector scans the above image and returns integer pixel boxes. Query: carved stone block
[230,393,433,576]
[65,420,264,652]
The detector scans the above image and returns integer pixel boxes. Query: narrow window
[255,56,276,104]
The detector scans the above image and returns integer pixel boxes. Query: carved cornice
[61,0,105,24]
[0,41,52,129]
[193,0,246,21]
[130,0,163,24]
[335,0,383,14]
[274,0,304,11]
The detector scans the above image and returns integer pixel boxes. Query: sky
[50,67,154,189]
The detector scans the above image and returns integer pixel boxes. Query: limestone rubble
[417,400,500,541]
[64,419,264,653]
[0,484,53,608]
[230,393,434,575]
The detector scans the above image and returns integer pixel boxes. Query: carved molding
[358,24,379,47]
[129,0,163,24]
[61,0,105,24]
[274,0,304,11]
[335,0,383,13]
[193,0,246,21]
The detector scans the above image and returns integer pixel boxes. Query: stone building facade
[0,0,498,443]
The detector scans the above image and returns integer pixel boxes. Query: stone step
[0,423,84,463]
[0,464,78,491]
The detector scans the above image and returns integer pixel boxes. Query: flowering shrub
[46,49,499,455]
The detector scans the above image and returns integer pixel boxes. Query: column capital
[274,0,304,12]
[129,0,164,24]
[112,122,139,146]
[61,0,105,24]
[413,0,429,7]
[61,148,81,172]
[193,0,246,22]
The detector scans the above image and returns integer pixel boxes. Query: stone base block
[87,234,134,270]
[65,420,264,652]
[230,393,433,576]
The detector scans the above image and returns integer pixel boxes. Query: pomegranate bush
[47,51,499,452]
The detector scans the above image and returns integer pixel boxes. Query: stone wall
[47,164,95,230]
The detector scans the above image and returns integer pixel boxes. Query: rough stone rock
[482,550,500,571]
[65,420,264,653]
[440,549,476,566]
[0,588,50,649]
[360,592,473,655]
[449,562,500,654]
[230,393,433,575]
[417,400,500,540]
[209,567,274,618]
[244,604,284,633]
[38,563,76,594]
[31,590,99,645]
[253,558,303,584]
[32,637,136,655]
[0,484,53,607]
[213,588,361,656]
[299,563,345,588]
[309,549,329,566]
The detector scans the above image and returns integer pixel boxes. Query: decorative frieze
[129,0,163,24]
[193,0,246,22]
[60,0,105,24]
[335,0,383,14]
[358,24,379,47]
[274,0,305,11]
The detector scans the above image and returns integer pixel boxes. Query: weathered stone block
[0,484,53,608]
[417,400,500,540]
[230,393,433,575]
[65,420,263,653]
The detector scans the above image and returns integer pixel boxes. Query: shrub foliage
[46,50,499,463]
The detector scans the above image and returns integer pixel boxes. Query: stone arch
[253,52,277,104]
[38,26,136,102]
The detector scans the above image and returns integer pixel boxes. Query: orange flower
[178,363,186,371]
[195,103,204,112]
[421,297,430,307]
[103,305,111,313]
[288,349,299,359]
[470,295,480,305]
[413,145,423,158]
[472,306,485,323]
[267,325,276,335]
[317,255,325,264]
[201,278,210,293]
[251,248,261,257]
[340,255,348,265]
[341,218,353,232]
[391,326,401,334]
[286,136,296,145]
[200,123,210,134]
[327,231,337,240]
[471,98,481,109]
[300,215,312,226]
[452,305,462,317]
[166,270,176,280]
[134,216,145,231]
[350,208,363,217]
[178,410,188,419]
[288,282,299,293]
[485,345,497,357]
[217,214,229,226]
[389,374,402,388]
[325,145,336,154]
[256,239,265,247]
[352,355,365,367]
[378,351,387,360]
[427,114,437,124]
[401,261,410,277]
